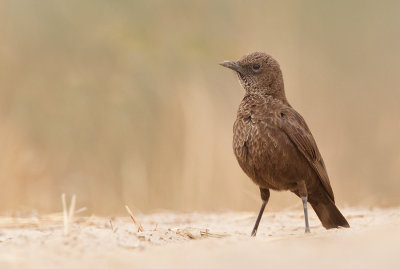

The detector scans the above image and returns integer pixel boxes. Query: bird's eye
[252,64,260,71]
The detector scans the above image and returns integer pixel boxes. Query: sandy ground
[0,207,399,269]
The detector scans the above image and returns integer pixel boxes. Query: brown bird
[220,52,349,236]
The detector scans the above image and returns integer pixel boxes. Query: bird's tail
[310,197,350,229]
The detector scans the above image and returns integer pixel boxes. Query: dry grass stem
[109,219,114,231]
[124,205,144,232]
[61,193,78,236]
[61,193,68,235]
[74,207,87,214]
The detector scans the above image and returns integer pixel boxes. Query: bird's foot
[251,229,257,237]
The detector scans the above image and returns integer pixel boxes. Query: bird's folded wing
[279,107,335,202]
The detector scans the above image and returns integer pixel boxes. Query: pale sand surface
[0,207,399,269]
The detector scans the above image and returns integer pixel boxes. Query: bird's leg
[251,200,266,237]
[298,181,310,233]
[302,196,311,233]
[251,188,270,237]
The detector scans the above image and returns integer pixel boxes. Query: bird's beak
[219,61,244,74]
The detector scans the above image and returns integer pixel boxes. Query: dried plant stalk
[61,193,68,235]
[125,205,144,232]
[61,193,78,236]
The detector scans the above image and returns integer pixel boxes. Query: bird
[220,52,350,236]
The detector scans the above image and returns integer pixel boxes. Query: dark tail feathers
[310,199,350,229]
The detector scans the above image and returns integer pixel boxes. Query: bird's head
[220,52,286,100]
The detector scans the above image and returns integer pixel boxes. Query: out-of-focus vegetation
[0,0,399,214]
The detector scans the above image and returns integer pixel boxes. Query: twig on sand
[109,219,115,232]
[61,194,68,235]
[177,228,229,239]
[125,205,144,232]
[74,207,87,214]
[61,193,77,236]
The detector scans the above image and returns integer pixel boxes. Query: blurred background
[0,0,399,214]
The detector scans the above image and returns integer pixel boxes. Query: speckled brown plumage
[220,52,349,235]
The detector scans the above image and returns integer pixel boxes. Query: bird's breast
[233,107,293,184]
[233,113,279,166]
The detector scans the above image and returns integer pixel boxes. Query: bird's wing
[279,107,335,201]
